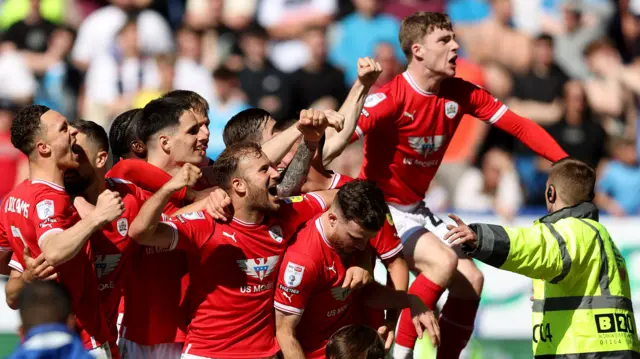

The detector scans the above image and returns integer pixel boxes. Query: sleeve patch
[283,261,305,288]
[386,213,394,226]
[36,200,55,220]
[282,196,304,204]
[181,211,205,220]
[364,93,387,108]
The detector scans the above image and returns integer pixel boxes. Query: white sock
[392,344,414,359]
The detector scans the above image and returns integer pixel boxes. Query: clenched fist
[165,163,202,193]
[92,190,125,226]
[357,57,383,88]
[297,108,343,143]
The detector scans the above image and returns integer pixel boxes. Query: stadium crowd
[0,1,638,359]
[0,0,639,218]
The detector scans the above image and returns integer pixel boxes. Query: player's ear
[96,150,108,169]
[411,43,423,61]
[328,212,338,227]
[159,135,171,152]
[547,185,556,204]
[36,140,51,157]
[130,140,146,156]
[231,177,246,195]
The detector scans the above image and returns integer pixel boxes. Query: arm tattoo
[277,140,317,197]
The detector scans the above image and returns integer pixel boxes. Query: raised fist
[297,108,343,142]
[92,190,125,225]
[165,163,202,193]
[357,57,383,88]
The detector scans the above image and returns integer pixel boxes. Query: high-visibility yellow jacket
[467,202,640,358]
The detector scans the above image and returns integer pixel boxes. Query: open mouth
[449,55,458,65]
[267,183,278,197]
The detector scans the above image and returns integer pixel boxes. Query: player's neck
[233,205,265,225]
[406,63,446,93]
[319,213,337,247]
[146,151,177,175]
[29,161,65,188]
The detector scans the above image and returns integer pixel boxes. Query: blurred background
[1,0,640,357]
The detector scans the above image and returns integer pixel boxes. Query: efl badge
[364,93,386,108]
[445,101,459,119]
[182,211,205,220]
[284,262,305,288]
[117,218,128,237]
[36,200,54,220]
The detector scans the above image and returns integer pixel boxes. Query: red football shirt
[274,216,356,359]
[106,162,189,346]
[0,179,110,349]
[164,193,327,359]
[90,178,149,348]
[352,71,505,205]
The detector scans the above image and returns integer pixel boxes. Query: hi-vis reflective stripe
[578,219,611,295]
[535,350,640,358]
[532,296,633,312]
[544,223,571,284]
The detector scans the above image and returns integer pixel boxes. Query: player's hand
[206,187,232,222]
[357,57,383,88]
[408,294,440,347]
[342,266,372,290]
[74,196,96,219]
[165,163,202,193]
[92,190,125,225]
[322,109,345,133]
[377,324,395,352]
[23,247,57,282]
[444,214,477,250]
[296,109,342,143]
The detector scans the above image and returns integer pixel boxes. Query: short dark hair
[325,325,386,359]
[242,23,268,40]
[211,142,263,189]
[223,108,273,147]
[18,281,72,333]
[535,33,554,46]
[162,90,209,118]
[139,97,192,144]
[336,180,387,232]
[548,158,596,206]
[213,65,239,81]
[73,119,109,153]
[109,109,142,159]
[11,104,50,156]
[272,117,297,134]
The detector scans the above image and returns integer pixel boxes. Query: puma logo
[282,291,293,303]
[326,261,337,274]
[403,111,416,121]
[223,231,237,243]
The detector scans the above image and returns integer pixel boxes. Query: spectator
[71,0,174,71]
[257,0,337,72]
[8,281,93,359]
[238,25,292,120]
[0,49,37,104]
[456,0,533,74]
[325,325,386,359]
[207,65,250,160]
[1,0,56,57]
[382,0,445,20]
[291,25,347,111]
[370,41,403,93]
[84,17,159,127]
[454,147,523,220]
[546,80,606,167]
[508,34,568,125]
[0,99,28,200]
[173,25,215,104]
[595,136,640,216]
[329,0,404,85]
[133,53,175,108]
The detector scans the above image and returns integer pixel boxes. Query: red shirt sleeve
[0,220,10,251]
[32,191,79,248]
[350,91,399,143]
[8,251,23,273]
[161,211,213,252]
[109,160,188,203]
[279,193,328,236]
[461,80,506,124]
[274,252,318,315]
[370,213,403,263]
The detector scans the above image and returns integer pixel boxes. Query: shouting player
[1,105,124,358]
[127,141,341,359]
[326,12,568,358]
[274,180,439,359]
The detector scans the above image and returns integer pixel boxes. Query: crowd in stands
[0,0,639,218]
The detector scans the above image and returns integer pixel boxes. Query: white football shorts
[118,338,183,359]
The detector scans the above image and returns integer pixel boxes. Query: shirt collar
[24,323,73,340]
[536,202,599,224]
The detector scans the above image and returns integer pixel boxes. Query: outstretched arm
[275,311,306,359]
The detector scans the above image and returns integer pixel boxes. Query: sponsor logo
[326,261,337,274]
[284,262,305,287]
[222,231,237,242]
[402,157,440,167]
[117,218,128,237]
[281,291,293,303]
[38,218,57,229]
[595,313,636,334]
[278,284,300,294]
[237,256,280,281]
[283,196,304,204]
[361,108,370,117]
[36,200,55,220]
[95,254,121,279]
[327,303,350,317]
[408,135,446,158]
[330,287,351,301]
[269,225,283,243]
[364,93,386,108]
[403,111,416,121]
[445,101,459,119]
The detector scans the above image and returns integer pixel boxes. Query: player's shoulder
[441,77,479,93]
[30,180,71,204]
[363,74,406,107]
[287,215,325,252]
[173,211,209,224]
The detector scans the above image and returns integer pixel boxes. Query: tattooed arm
[277,139,318,197]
